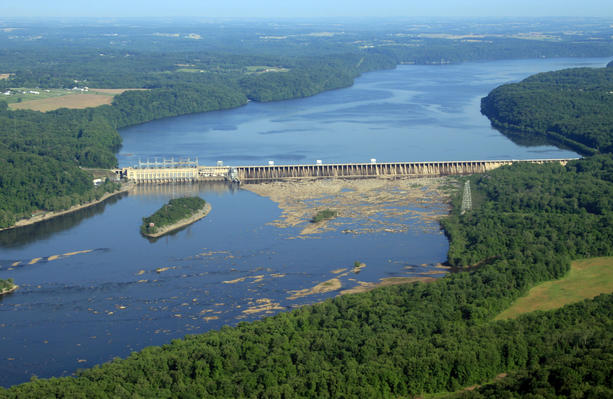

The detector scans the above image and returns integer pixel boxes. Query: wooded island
[141,197,210,238]
[0,278,17,296]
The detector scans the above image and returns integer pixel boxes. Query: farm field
[6,88,142,111]
[495,256,613,320]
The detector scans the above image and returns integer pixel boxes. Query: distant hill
[481,64,613,154]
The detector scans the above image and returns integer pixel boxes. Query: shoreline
[0,183,132,233]
[0,285,19,296]
[142,203,211,238]
[340,276,437,296]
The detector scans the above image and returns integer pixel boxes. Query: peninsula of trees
[481,61,613,155]
[141,197,210,238]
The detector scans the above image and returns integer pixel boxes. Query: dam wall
[117,159,575,184]
[233,159,572,183]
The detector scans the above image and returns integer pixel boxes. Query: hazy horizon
[2,0,612,19]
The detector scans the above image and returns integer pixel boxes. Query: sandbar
[242,177,456,236]
[340,276,436,295]
[287,278,342,300]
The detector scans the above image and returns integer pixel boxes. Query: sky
[1,0,612,18]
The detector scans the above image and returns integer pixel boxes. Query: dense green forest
[450,336,613,398]
[141,197,207,235]
[3,156,613,397]
[442,157,613,267]
[481,63,613,154]
[383,39,613,65]
[0,100,123,227]
[0,101,123,227]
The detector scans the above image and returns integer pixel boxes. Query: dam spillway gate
[116,159,576,184]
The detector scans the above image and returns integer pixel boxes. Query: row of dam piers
[117,159,575,184]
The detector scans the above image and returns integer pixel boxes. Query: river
[0,57,609,387]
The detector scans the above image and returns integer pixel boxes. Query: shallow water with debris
[0,182,448,385]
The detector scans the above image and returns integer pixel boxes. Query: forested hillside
[383,39,613,65]
[3,156,613,397]
[443,158,613,267]
[481,63,613,154]
[0,104,121,227]
[451,334,613,398]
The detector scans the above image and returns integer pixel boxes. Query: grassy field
[6,88,140,112]
[495,256,613,320]
[4,88,69,103]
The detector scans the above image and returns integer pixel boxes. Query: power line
[461,180,472,214]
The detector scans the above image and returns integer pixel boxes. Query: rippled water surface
[1,57,610,387]
[117,58,608,166]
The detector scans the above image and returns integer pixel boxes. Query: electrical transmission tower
[461,180,472,214]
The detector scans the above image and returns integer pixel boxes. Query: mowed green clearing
[496,256,613,320]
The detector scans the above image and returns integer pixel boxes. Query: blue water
[0,57,610,387]
[116,58,611,167]
[0,183,447,385]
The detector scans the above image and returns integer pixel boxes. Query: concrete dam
[117,158,576,184]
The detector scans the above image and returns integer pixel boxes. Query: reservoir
[0,57,609,387]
